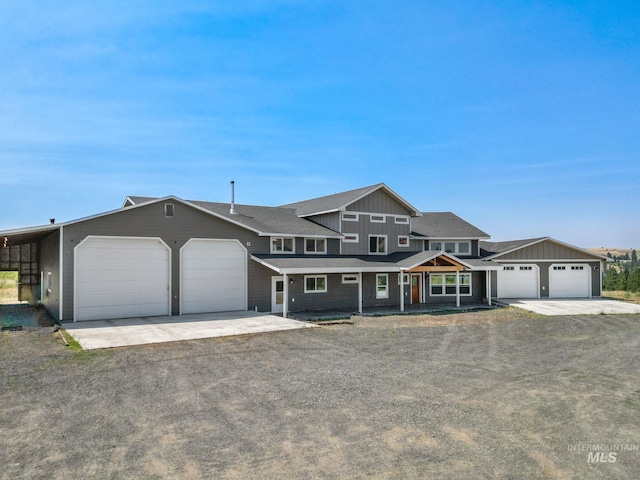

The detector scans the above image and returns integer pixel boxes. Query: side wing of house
[483,238,607,299]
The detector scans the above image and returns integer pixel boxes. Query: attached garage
[549,264,591,298]
[497,264,539,298]
[180,239,247,315]
[74,236,171,321]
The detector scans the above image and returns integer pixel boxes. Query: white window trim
[370,214,386,223]
[304,238,327,254]
[164,203,174,217]
[376,274,389,299]
[342,233,359,243]
[429,240,472,254]
[398,235,410,247]
[397,273,409,285]
[394,216,410,224]
[429,273,472,296]
[342,274,359,284]
[270,237,295,254]
[368,235,388,255]
[304,275,327,293]
[341,212,359,222]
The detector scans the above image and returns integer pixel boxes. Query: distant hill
[588,248,638,257]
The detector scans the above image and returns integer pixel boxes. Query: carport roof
[0,224,60,246]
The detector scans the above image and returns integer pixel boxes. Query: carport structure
[1,224,58,305]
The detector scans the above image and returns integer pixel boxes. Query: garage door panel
[181,239,247,314]
[549,264,590,298]
[497,265,539,298]
[75,237,171,321]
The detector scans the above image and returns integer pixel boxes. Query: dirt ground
[1,307,639,479]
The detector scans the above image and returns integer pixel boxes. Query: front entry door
[271,276,284,313]
[411,274,420,303]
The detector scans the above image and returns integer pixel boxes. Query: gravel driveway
[1,308,639,479]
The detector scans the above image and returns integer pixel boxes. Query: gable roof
[411,212,490,239]
[125,196,341,238]
[479,237,608,260]
[280,183,422,217]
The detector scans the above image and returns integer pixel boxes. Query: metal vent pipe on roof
[230,180,236,215]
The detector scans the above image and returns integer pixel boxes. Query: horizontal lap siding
[287,274,358,312]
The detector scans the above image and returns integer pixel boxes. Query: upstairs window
[165,203,174,217]
[369,235,387,254]
[394,216,409,224]
[398,236,410,247]
[430,241,472,255]
[305,238,326,254]
[342,213,359,222]
[271,237,294,254]
[370,215,386,223]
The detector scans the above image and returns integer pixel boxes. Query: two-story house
[0,183,607,322]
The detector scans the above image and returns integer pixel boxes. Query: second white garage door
[497,264,539,298]
[549,264,591,298]
[180,239,247,314]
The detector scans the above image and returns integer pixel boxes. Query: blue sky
[1,1,639,247]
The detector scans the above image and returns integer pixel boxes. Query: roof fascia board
[258,232,342,238]
[414,236,492,240]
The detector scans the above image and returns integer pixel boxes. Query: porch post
[487,270,492,306]
[456,270,461,308]
[283,273,289,318]
[358,272,363,314]
[400,271,405,313]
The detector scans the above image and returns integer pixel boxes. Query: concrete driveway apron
[64,311,315,350]
[501,298,640,316]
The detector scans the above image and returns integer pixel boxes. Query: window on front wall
[342,274,359,284]
[430,241,471,255]
[397,273,409,285]
[342,234,359,243]
[305,238,326,254]
[398,236,410,247]
[370,215,386,223]
[395,216,409,224]
[369,235,387,254]
[342,212,359,222]
[430,273,472,296]
[376,274,388,299]
[304,275,327,293]
[271,237,294,253]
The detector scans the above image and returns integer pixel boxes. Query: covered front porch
[252,251,500,318]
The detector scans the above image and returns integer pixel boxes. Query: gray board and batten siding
[491,240,600,261]
[345,188,415,216]
[57,200,275,320]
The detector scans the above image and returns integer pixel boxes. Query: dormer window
[271,237,294,254]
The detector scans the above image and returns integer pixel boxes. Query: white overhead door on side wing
[497,264,539,298]
[180,239,247,315]
[75,237,171,321]
[549,264,591,298]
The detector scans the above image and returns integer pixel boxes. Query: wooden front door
[411,274,420,303]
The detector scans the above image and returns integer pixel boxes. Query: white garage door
[75,237,171,321]
[180,239,247,315]
[549,264,591,298]
[497,264,539,298]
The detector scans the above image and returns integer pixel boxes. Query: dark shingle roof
[479,238,547,258]
[125,196,341,237]
[411,212,490,239]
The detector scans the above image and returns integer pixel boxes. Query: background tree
[628,267,640,292]
[616,269,629,291]
[603,268,619,291]
[631,249,638,269]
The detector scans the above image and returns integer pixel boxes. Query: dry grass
[0,271,19,304]
[603,290,640,304]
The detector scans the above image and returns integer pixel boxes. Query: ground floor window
[376,274,388,299]
[304,275,327,293]
[430,273,472,296]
